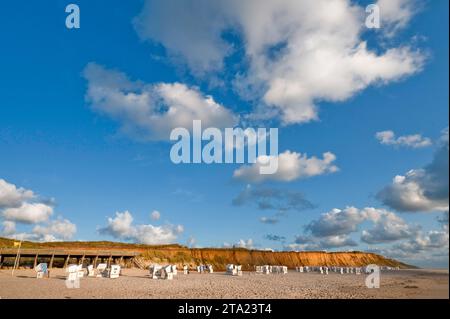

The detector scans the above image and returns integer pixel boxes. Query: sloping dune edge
[0,237,415,270]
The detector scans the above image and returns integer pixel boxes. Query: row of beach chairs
[149,264,215,279]
[66,263,121,280]
[196,264,214,273]
[255,265,288,274]
[294,265,398,275]
[33,263,121,280]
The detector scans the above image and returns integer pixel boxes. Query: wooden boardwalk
[0,248,140,269]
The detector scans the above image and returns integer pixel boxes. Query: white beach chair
[65,264,79,284]
[263,265,270,275]
[109,265,121,279]
[87,265,95,277]
[77,264,85,278]
[236,265,243,276]
[66,270,79,288]
[150,264,162,279]
[66,264,78,274]
[67,271,78,281]
[35,263,48,279]
[226,264,240,276]
[96,263,107,277]
[161,265,174,280]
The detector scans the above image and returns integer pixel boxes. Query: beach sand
[0,268,447,299]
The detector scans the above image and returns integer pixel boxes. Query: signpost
[11,241,22,276]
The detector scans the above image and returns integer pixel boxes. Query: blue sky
[0,0,448,268]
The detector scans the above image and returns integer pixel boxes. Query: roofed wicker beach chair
[263,265,270,274]
[66,264,79,282]
[226,264,236,275]
[161,265,174,280]
[150,264,162,279]
[76,264,85,278]
[109,265,121,279]
[96,263,108,277]
[208,264,213,273]
[87,265,95,277]
[35,263,48,279]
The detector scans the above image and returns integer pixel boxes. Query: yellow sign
[13,241,21,247]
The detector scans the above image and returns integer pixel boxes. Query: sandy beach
[0,268,447,299]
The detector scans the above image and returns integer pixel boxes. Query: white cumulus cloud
[2,202,53,224]
[376,130,432,148]
[0,179,34,208]
[32,219,77,241]
[305,206,418,244]
[83,63,237,141]
[233,150,338,183]
[99,210,184,245]
[376,0,420,36]
[134,0,425,124]
[0,178,76,241]
[377,128,449,212]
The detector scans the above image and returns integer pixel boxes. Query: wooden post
[0,254,3,268]
[64,255,71,268]
[108,255,112,267]
[80,255,85,266]
[49,254,54,269]
[94,256,98,268]
[119,256,124,266]
[33,254,38,268]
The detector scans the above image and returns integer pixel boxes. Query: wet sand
[0,268,447,299]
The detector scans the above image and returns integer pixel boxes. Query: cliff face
[139,248,412,270]
[0,237,413,270]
